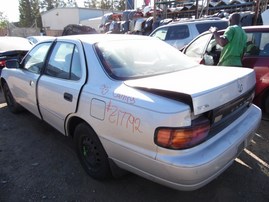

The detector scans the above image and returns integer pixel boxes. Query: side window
[196,21,228,34]
[71,48,82,80]
[151,27,168,40]
[245,33,260,56]
[45,42,81,80]
[259,32,269,56]
[184,33,212,57]
[166,25,190,40]
[24,42,52,74]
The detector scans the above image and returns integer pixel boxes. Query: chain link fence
[0,23,40,37]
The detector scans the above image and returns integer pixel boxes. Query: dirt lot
[0,90,269,202]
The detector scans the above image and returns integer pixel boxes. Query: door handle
[29,80,34,86]
[64,92,73,102]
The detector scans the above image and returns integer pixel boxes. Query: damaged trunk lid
[125,66,256,115]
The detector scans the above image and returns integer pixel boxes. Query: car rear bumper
[110,104,261,191]
[150,104,261,191]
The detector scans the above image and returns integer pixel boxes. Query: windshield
[95,38,197,80]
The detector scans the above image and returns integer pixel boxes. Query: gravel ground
[0,91,269,202]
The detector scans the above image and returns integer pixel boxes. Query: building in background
[41,7,110,36]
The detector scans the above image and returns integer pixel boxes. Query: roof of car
[58,34,155,45]
[158,17,228,28]
[241,25,269,31]
[214,25,269,33]
[0,36,33,52]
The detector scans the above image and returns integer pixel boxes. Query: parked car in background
[62,24,97,36]
[149,18,228,50]
[0,36,33,75]
[182,25,269,114]
[0,34,261,191]
[27,36,55,44]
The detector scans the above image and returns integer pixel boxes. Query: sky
[0,0,86,22]
[0,0,20,22]
[0,0,147,22]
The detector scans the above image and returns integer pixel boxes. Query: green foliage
[100,0,112,10]
[18,0,126,28]
[84,0,98,9]
[40,0,77,11]
[0,11,8,28]
[19,0,41,27]
[114,0,125,11]
[84,0,125,11]
[19,0,78,28]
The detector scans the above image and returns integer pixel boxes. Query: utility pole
[153,0,156,22]
[253,0,260,25]
[195,0,199,19]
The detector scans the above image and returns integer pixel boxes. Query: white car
[27,36,55,44]
[0,34,261,191]
[150,18,228,50]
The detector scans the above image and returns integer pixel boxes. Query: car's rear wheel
[74,123,111,180]
[2,82,23,113]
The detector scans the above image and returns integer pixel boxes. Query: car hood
[124,65,255,115]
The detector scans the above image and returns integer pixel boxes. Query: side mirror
[5,59,20,69]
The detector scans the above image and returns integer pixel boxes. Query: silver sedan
[0,34,261,191]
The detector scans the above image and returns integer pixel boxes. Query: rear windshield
[196,21,228,34]
[95,38,197,80]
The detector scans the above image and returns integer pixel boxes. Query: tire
[74,123,111,180]
[2,83,23,113]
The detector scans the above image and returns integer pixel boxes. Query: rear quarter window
[196,21,228,34]
[151,27,168,40]
[166,25,190,40]
[245,32,269,56]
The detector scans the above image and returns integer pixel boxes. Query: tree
[19,0,43,27]
[40,0,77,11]
[100,0,112,10]
[19,0,34,27]
[32,0,43,28]
[40,0,55,11]
[0,11,8,29]
[84,0,98,9]
[19,0,78,28]
[114,0,125,11]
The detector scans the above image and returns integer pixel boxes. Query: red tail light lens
[200,59,205,65]
[154,118,210,150]
[0,60,6,67]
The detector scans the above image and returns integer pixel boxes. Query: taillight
[0,60,6,67]
[154,117,210,150]
[200,58,205,64]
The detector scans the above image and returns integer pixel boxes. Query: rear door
[37,40,87,134]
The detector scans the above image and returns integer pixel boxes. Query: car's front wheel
[2,82,23,113]
[74,123,111,180]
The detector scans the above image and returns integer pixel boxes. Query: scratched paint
[100,84,110,95]
[106,100,142,134]
[113,92,135,104]
[100,84,136,104]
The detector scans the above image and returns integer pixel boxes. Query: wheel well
[66,116,86,138]
[0,78,7,91]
